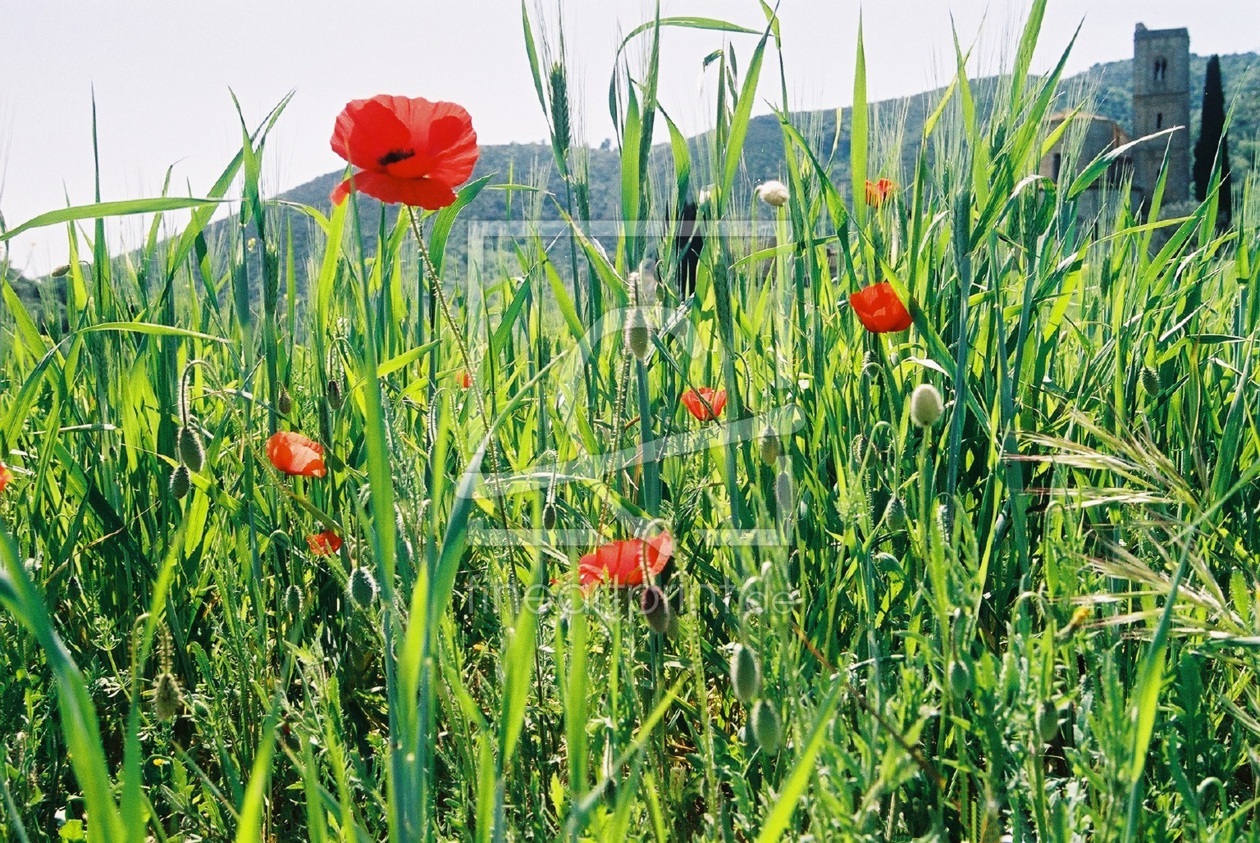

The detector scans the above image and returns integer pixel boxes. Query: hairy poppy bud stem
[751,699,783,753]
[625,308,652,362]
[170,465,191,500]
[348,566,378,609]
[639,585,671,635]
[178,426,205,473]
[909,383,945,427]
[730,644,762,704]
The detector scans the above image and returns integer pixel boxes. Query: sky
[1,0,1257,275]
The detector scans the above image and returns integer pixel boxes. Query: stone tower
[1132,23,1191,205]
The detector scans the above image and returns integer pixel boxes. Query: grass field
[1,2,1259,840]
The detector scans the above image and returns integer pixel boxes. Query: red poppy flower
[579,531,673,588]
[0,462,11,494]
[330,95,479,209]
[849,282,913,333]
[681,388,727,421]
[865,177,896,207]
[458,369,473,389]
[307,530,343,556]
[267,431,327,478]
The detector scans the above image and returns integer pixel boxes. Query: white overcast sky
[1,0,1256,275]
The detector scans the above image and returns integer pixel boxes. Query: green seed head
[1036,700,1059,743]
[178,426,205,473]
[284,584,304,617]
[759,426,781,466]
[639,585,671,635]
[885,496,907,531]
[625,308,652,361]
[327,377,344,410]
[909,383,945,427]
[730,644,762,704]
[170,465,191,500]
[348,566,378,609]
[751,699,783,753]
[153,672,182,723]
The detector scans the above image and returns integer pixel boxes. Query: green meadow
[1,2,1258,840]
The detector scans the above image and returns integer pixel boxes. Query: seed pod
[884,496,907,531]
[1140,365,1160,397]
[909,383,945,427]
[730,644,762,704]
[1036,700,1059,743]
[178,426,205,473]
[348,566,378,609]
[284,584,304,617]
[775,470,793,515]
[625,308,652,362]
[170,465,191,500]
[66,575,84,603]
[759,426,781,466]
[153,672,182,723]
[948,659,972,696]
[751,700,783,753]
[639,585,671,635]
[327,377,344,410]
[277,386,293,415]
[664,611,680,639]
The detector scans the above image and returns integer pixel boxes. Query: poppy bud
[665,611,680,639]
[153,672,182,723]
[284,584,304,617]
[348,566,378,609]
[1036,700,1059,743]
[751,700,783,753]
[759,426,780,466]
[850,435,868,465]
[948,659,972,696]
[755,179,789,208]
[639,585,671,635]
[327,377,344,410]
[730,644,762,704]
[625,308,652,362]
[909,383,944,428]
[277,386,292,415]
[936,500,955,541]
[178,426,205,473]
[774,471,793,516]
[1140,365,1160,397]
[170,465,191,500]
[884,496,907,531]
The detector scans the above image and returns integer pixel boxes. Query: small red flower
[307,530,343,556]
[267,431,327,478]
[681,388,727,421]
[458,370,473,389]
[849,282,913,333]
[330,95,479,209]
[865,177,896,207]
[0,462,11,494]
[579,531,673,588]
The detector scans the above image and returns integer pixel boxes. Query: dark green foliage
[1194,55,1233,224]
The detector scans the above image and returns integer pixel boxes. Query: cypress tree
[1193,55,1232,224]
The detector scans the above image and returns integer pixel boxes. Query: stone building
[1040,23,1191,213]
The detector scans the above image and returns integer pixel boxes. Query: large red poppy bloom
[267,431,327,478]
[330,95,479,209]
[0,462,11,494]
[681,388,727,421]
[307,530,343,556]
[865,178,896,207]
[850,282,913,333]
[579,531,673,588]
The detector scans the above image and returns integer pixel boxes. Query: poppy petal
[578,532,674,588]
[331,96,413,170]
[267,431,327,478]
[341,171,459,209]
[849,282,913,333]
[0,462,11,494]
